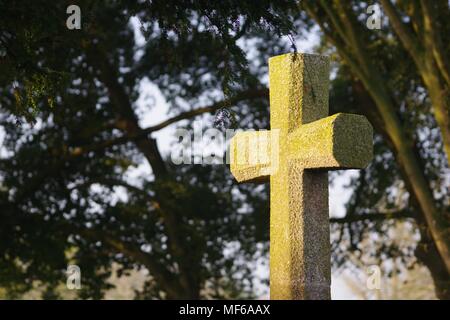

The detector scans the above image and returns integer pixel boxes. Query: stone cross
[229,53,373,300]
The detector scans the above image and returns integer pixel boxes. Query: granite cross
[229,53,373,300]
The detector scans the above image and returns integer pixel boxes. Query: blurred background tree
[301,0,450,299]
[0,0,448,299]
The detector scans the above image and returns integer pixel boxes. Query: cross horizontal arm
[229,130,279,183]
[288,113,373,169]
[229,113,372,183]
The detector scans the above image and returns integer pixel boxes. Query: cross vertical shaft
[269,54,331,299]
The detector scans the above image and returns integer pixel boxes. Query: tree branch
[317,0,351,48]
[86,45,168,178]
[141,88,268,133]
[302,1,367,83]
[330,210,415,224]
[68,88,268,158]
[420,0,450,87]
[380,0,423,62]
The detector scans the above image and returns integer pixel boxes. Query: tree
[0,0,298,299]
[301,0,449,298]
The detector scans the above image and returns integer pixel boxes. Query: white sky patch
[0,126,10,159]
[329,170,360,218]
[294,25,321,53]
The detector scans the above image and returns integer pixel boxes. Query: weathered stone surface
[229,53,373,300]
[288,113,373,169]
[230,130,278,183]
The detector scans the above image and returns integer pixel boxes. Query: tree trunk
[416,220,450,299]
